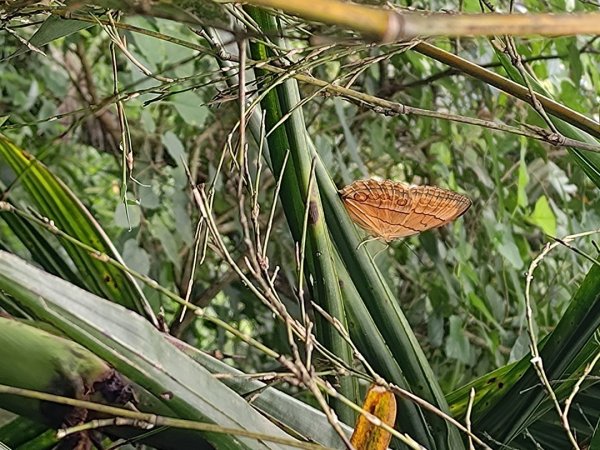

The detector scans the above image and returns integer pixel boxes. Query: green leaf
[114,199,141,229]
[0,251,301,450]
[517,146,529,208]
[162,131,187,165]
[527,195,556,236]
[150,214,181,269]
[169,93,209,128]
[122,239,150,276]
[445,315,471,364]
[567,39,583,88]
[0,135,155,321]
[497,234,524,270]
[139,183,161,209]
[2,16,93,62]
[468,292,501,330]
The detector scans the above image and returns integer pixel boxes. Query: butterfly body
[339,179,471,242]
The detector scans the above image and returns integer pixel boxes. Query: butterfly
[339,179,471,243]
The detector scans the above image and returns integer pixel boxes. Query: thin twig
[0,384,325,450]
[524,229,600,450]
[261,150,289,260]
[387,384,493,449]
[297,158,317,326]
[178,219,204,322]
[466,388,476,450]
[503,36,561,136]
[562,351,600,428]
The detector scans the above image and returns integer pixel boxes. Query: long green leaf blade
[0,251,302,450]
[0,135,155,322]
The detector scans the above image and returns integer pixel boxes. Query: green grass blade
[313,144,465,449]
[473,264,600,442]
[245,9,358,422]
[0,251,303,450]
[0,209,80,286]
[0,135,156,322]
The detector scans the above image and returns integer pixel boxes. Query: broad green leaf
[497,235,524,270]
[0,251,301,450]
[162,131,187,165]
[122,239,150,276]
[150,214,181,269]
[114,199,141,229]
[467,292,501,330]
[527,196,557,236]
[170,94,209,128]
[445,315,471,365]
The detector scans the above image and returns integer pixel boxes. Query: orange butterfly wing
[339,179,471,242]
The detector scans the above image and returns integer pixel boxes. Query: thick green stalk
[246,8,358,423]
[312,142,465,449]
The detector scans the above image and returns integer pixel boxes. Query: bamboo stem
[397,12,600,39]
[246,0,600,39]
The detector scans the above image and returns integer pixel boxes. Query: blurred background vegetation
[0,0,598,448]
[0,0,598,389]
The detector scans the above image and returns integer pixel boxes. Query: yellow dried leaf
[350,384,397,450]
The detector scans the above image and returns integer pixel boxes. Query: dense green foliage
[0,1,598,449]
